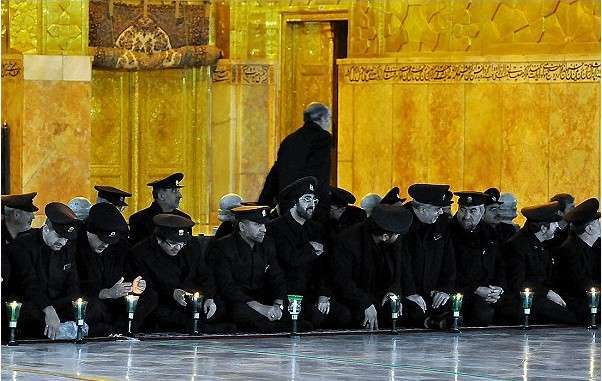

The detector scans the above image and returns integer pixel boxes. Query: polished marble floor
[1,328,599,380]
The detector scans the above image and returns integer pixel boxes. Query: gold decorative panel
[6,0,88,55]
[91,68,211,232]
[338,57,600,221]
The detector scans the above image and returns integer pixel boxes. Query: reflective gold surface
[2,0,600,229]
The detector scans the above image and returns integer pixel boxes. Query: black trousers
[462,294,521,326]
[306,299,352,329]
[86,291,158,336]
[402,294,451,328]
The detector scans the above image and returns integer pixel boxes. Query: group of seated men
[1,172,600,339]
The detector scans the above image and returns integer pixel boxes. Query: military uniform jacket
[130,236,215,302]
[404,209,456,297]
[8,228,80,311]
[449,220,506,296]
[75,234,130,300]
[333,222,410,312]
[504,227,555,295]
[128,202,191,246]
[259,121,331,205]
[267,212,329,297]
[494,223,519,245]
[212,232,286,304]
[553,232,601,299]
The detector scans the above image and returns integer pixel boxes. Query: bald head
[218,193,243,222]
[303,102,331,131]
[68,197,92,220]
[360,193,382,217]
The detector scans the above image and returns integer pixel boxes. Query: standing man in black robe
[8,203,82,339]
[212,206,289,333]
[504,202,577,324]
[269,177,351,329]
[76,203,150,336]
[333,204,413,330]
[553,198,601,323]
[130,214,226,333]
[449,192,515,326]
[403,184,456,329]
[129,173,190,246]
[258,102,332,218]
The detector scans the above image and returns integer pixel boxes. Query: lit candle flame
[524,288,531,295]
[77,298,83,306]
[389,294,397,302]
[10,301,18,309]
[591,288,597,294]
[193,292,200,301]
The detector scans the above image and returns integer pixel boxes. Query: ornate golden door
[281,21,334,139]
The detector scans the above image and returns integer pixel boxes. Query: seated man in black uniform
[450,192,516,326]
[131,214,226,333]
[334,204,413,330]
[553,198,601,323]
[76,203,150,336]
[8,203,82,339]
[129,173,190,246]
[213,205,288,333]
[505,201,577,324]
[328,186,366,234]
[269,177,351,330]
[403,184,456,328]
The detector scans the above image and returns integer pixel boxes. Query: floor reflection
[1,328,599,381]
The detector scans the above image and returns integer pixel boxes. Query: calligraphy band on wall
[212,62,272,85]
[341,61,601,84]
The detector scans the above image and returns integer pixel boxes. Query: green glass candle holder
[587,288,599,329]
[191,292,204,335]
[520,288,534,330]
[388,294,401,334]
[287,294,303,335]
[125,294,139,336]
[5,301,22,346]
[71,298,88,344]
[450,293,463,333]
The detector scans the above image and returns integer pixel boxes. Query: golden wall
[2,0,601,230]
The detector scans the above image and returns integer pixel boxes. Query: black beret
[87,203,128,244]
[550,193,575,210]
[330,186,356,206]
[45,202,81,239]
[279,176,317,204]
[153,214,195,243]
[369,204,413,234]
[1,192,38,212]
[232,205,271,224]
[380,187,406,205]
[408,184,451,206]
[455,191,490,207]
[147,173,184,189]
[484,187,503,205]
[521,201,563,223]
[95,185,132,207]
[564,198,600,225]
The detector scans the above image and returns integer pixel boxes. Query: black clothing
[214,221,235,240]
[258,121,331,208]
[212,232,287,332]
[333,222,409,315]
[404,211,456,297]
[493,222,519,245]
[7,229,80,337]
[553,233,601,322]
[128,201,191,246]
[130,235,219,333]
[504,227,577,324]
[449,220,514,326]
[268,212,329,297]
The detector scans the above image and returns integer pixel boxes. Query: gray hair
[67,197,92,220]
[303,102,330,123]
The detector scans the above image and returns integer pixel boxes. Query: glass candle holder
[191,292,204,335]
[125,294,139,336]
[587,288,599,329]
[71,298,88,343]
[520,288,534,330]
[451,293,463,333]
[388,294,401,334]
[5,301,22,346]
[287,295,303,335]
